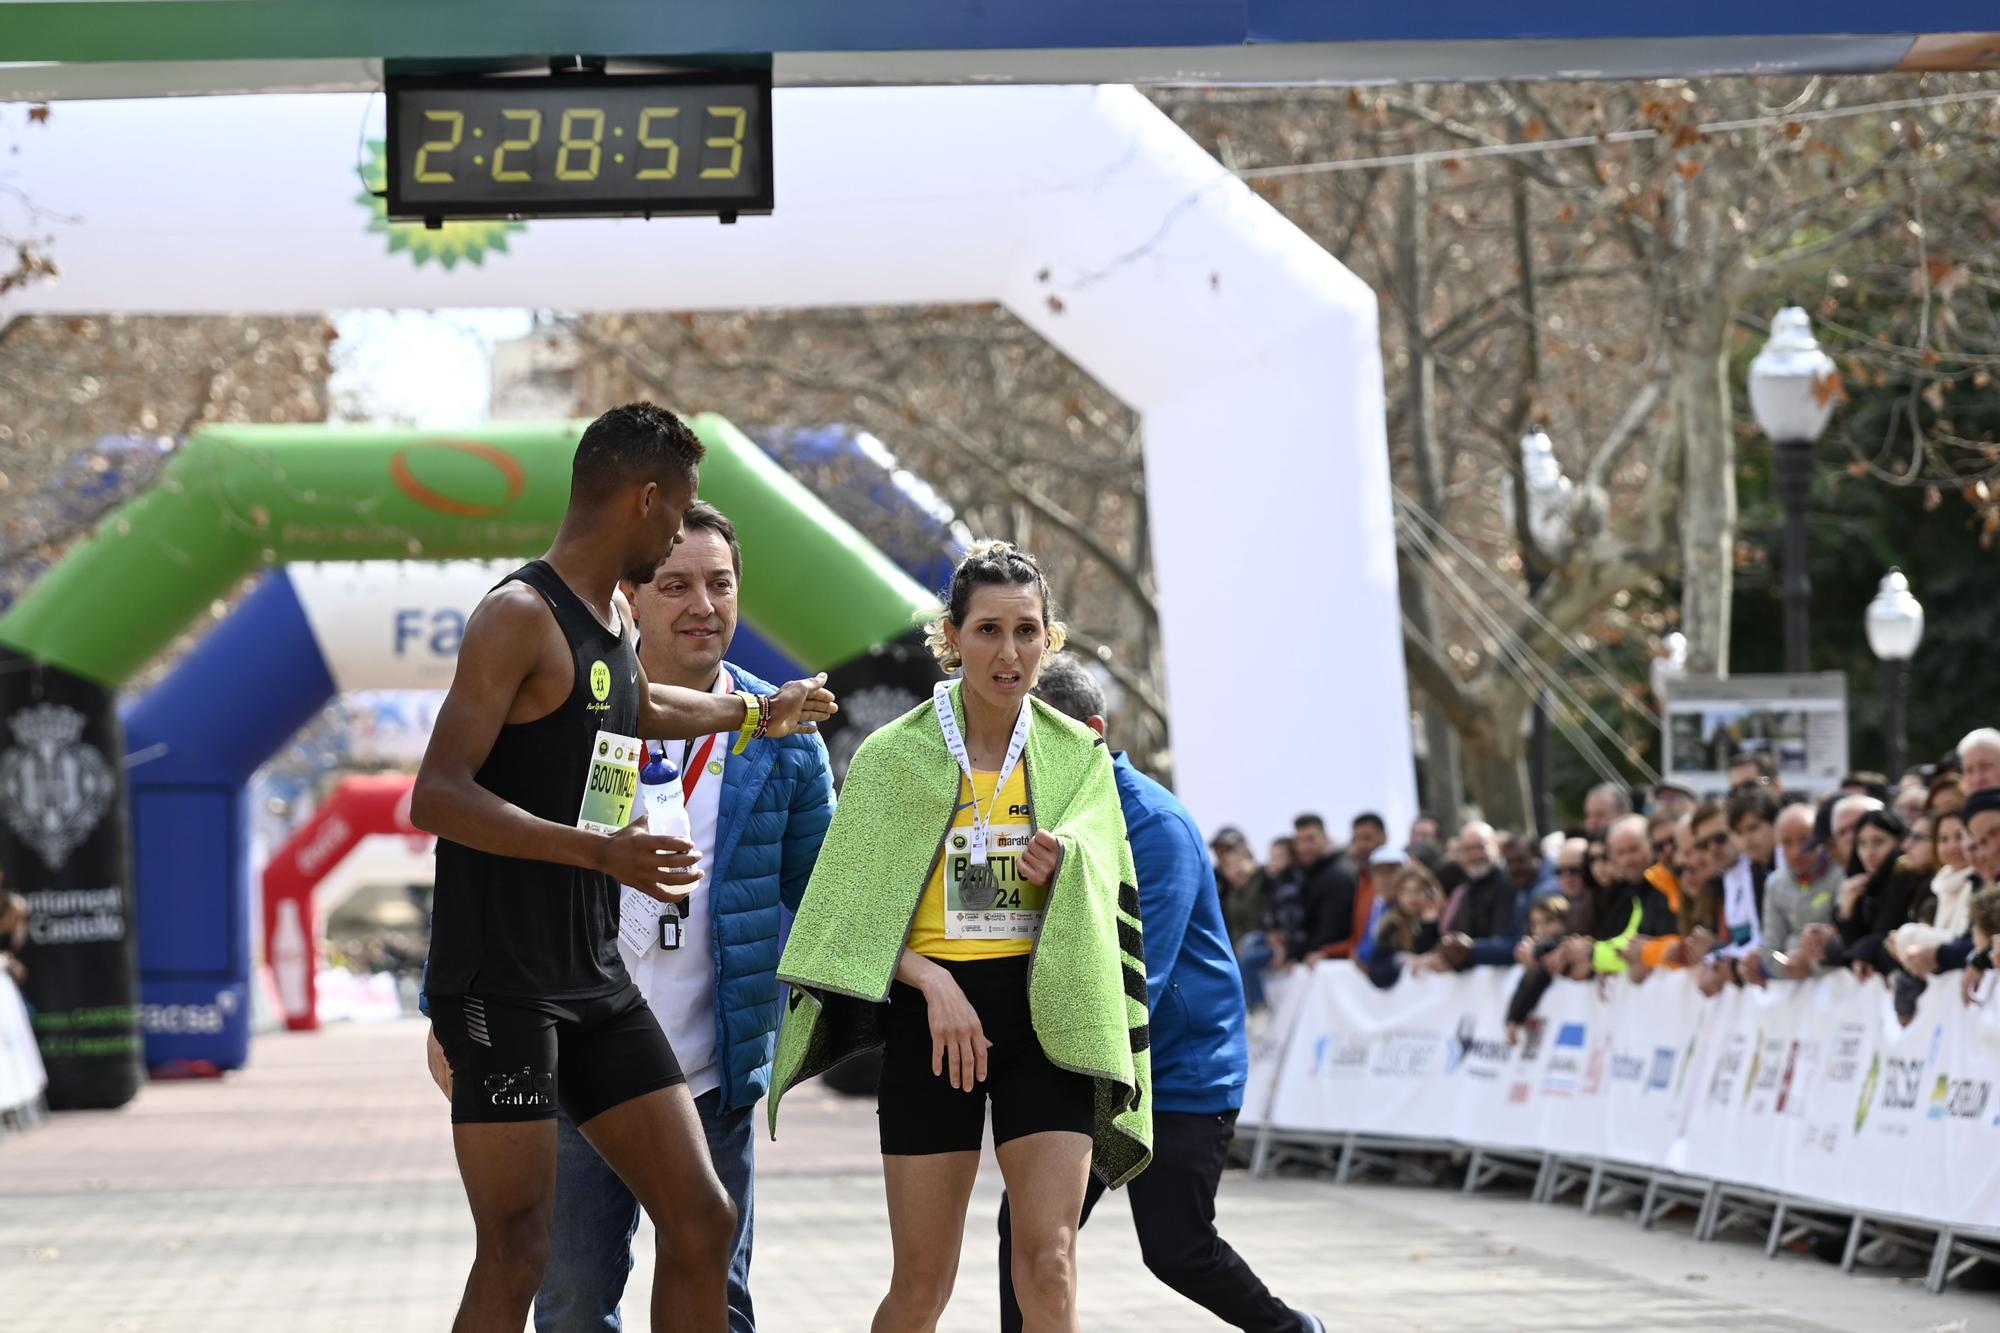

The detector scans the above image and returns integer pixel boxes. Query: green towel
[768,681,1153,1187]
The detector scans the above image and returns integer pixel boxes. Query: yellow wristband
[733,693,762,755]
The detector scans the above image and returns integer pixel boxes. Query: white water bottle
[639,747,691,949]
[641,748,690,841]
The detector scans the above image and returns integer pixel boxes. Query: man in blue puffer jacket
[996,658,1325,1333]
[425,502,833,1333]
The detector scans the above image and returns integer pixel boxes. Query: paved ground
[2,1018,1990,1331]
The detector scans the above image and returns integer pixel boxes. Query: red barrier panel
[261,774,424,1031]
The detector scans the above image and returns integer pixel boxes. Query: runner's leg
[452,1120,560,1331]
[997,1174,1106,1333]
[693,1089,759,1333]
[534,1109,642,1333]
[875,1151,981,1333]
[994,1131,1093,1333]
[578,1085,736,1332]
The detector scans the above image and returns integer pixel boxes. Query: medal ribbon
[932,680,1030,866]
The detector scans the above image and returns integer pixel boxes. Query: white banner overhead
[0,85,1412,850]
[1245,962,2000,1233]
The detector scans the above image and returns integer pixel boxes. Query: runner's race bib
[944,821,1047,940]
[577,731,642,834]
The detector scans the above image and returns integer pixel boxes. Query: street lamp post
[1518,429,1572,838]
[1748,307,1839,674]
[1864,568,1925,779]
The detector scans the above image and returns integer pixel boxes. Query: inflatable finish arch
[0,416,936,1104]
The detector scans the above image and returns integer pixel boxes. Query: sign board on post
[0,651,143,1108]
[1661,672,1849,797]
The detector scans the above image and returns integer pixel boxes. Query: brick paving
[1,1019,1977,1331]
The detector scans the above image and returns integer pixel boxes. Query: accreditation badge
[577,730,642,834]
[944,822,1047,940]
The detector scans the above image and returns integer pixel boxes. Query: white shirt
[618,670,730,1099]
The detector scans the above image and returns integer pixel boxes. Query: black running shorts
[428,982,684,1126]
[877,954,1095,1156]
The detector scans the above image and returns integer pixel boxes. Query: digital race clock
[385,69,773,223]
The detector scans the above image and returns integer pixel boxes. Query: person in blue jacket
[995,656,1325,1333]
[425,503,834,1333]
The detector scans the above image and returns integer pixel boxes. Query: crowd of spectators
[1210,730,2000,1034]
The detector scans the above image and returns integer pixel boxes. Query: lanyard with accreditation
[933,682,1043,938]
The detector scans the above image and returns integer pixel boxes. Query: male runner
[412,403,836,1332]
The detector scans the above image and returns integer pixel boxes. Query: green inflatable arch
[0,415,935,684]
[0,415,934,1110]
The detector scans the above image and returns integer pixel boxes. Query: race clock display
[386,70,773,223]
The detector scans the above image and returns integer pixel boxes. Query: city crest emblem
[0,703,116,869]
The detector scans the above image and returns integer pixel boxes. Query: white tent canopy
[2,84,1412,846]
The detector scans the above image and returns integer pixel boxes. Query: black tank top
[428,560,643,999]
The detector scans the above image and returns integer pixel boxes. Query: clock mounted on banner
[386,67,773,225]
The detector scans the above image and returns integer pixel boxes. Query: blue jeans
[1235,932,1275,1011]
[534,1087,757,1333]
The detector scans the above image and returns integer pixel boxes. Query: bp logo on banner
[0,703,115,869]
[355,140,525,270]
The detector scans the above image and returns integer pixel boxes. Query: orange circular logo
[389,441,527,518]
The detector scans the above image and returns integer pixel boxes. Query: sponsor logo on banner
[1611,1050,1648,1083]
[357,140,525,270]
[1774,1040,1811,1115]
[0,703,116,870]
[1581,1033,1612,1096]
[1446,1014,1512,1080]
[1708,1031,1750,1107]
[1309,1031,1369,1080]
[1746,1033,1787,1112]
[1928,1074,1991,1121]
[1543,1022,1587,1094]
[1371,1028,1442,1079]
[141,988,242,1036]
[1648,1046,1677,1092]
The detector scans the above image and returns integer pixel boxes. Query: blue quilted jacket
[705,663,836,1111]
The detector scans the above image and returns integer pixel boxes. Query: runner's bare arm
[409,589,692,896]
[411,589,606,867]
[621,590,841,740]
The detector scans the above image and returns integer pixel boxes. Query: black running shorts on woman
[430,983,684,1125]
[877,954,1095,1155]
[427,560,682,1120]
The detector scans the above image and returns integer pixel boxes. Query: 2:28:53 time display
[409,103,751,186]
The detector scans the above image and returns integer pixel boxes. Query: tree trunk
[1396,154,1465,835]
[1672,304,1736,678]
[1460,715,1532,833]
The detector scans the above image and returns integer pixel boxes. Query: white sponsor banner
[1244,963,2000,1230]
[288,560,517,692]
[0,971,49,1115]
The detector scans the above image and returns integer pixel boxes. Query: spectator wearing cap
[1352,845,1407,968]
[1651,780,1698,822]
